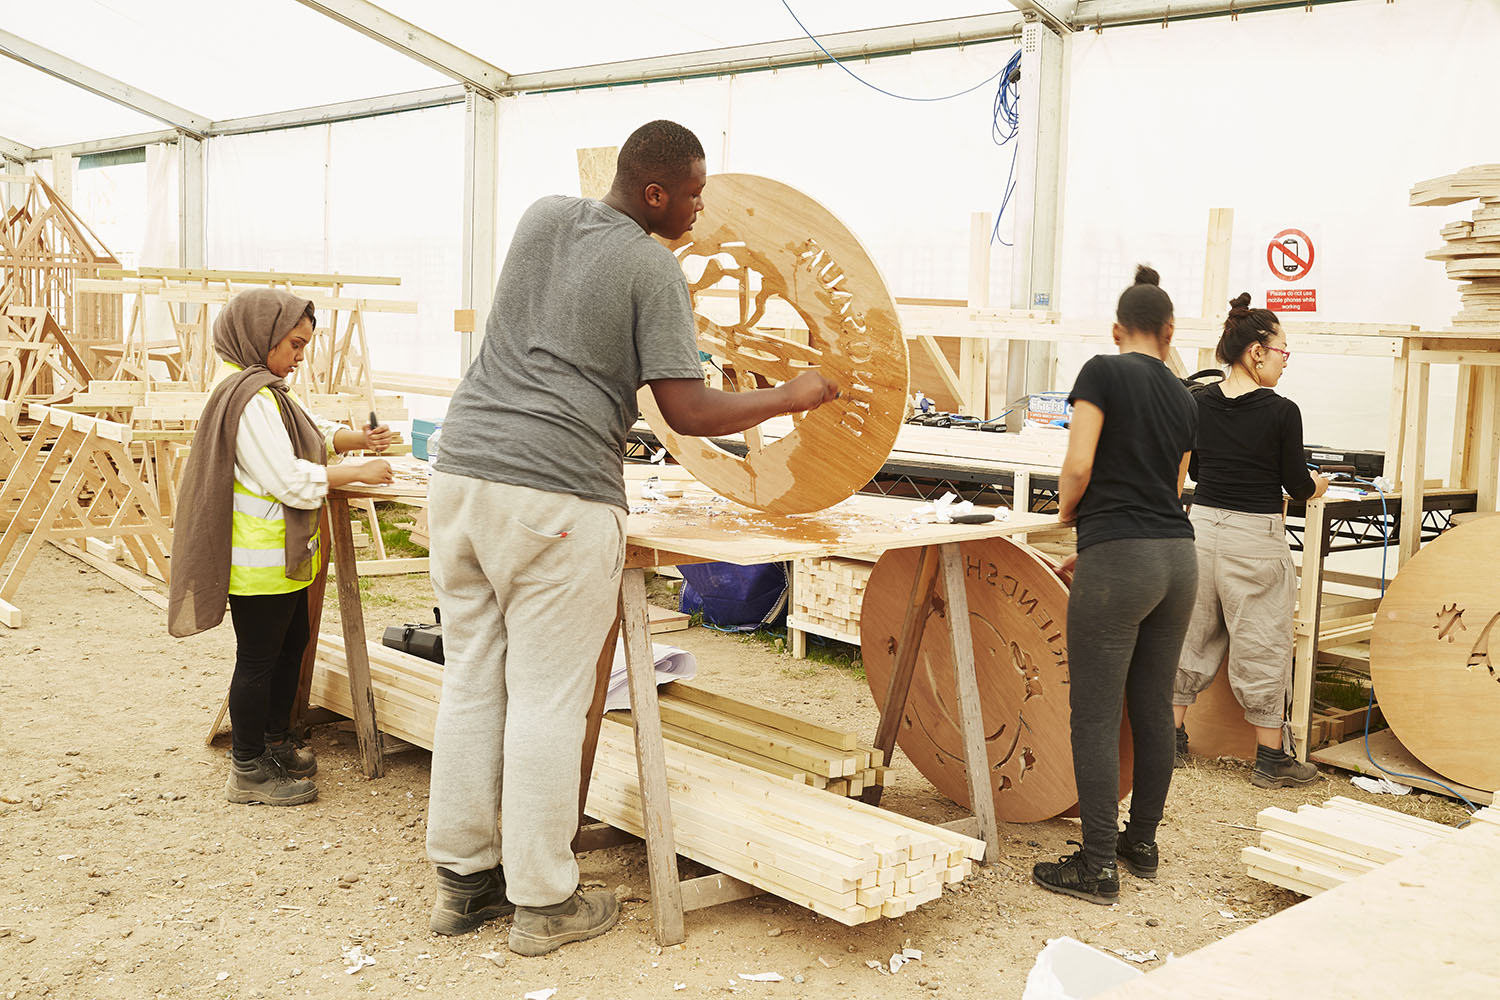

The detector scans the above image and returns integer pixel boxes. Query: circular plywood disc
[1370,516,1500,790]
[638,173,909,515]
[861,538,1133,824]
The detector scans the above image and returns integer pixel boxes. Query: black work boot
[1251,745,1322,788]
[225,752,318,806]
[1174,726,1189,767]
[1031,841,1119,905]
[265,732,316,778]
[1115,831,1159,879]
[508,887,619,956]
[430,866,514,936]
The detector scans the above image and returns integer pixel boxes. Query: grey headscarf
[168,289,325,637]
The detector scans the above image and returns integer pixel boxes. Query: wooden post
[1198,207,1234,372]
[1450,365,1477,489]
[1290,497,1327,760]
[962,212,992,417]
[1398,359,1430,566]
[1384,346,1409,490]
[938,542,999,862]
[328,494,384,778]
[291,506,334,735]
[575,602,623,851]
[862,545,941,805]
[1476,368,1500,513]
[620,567,685,945]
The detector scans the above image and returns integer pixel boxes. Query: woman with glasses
[1171,293,1328,787]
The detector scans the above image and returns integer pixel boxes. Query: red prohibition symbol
[1267,229,1314,282]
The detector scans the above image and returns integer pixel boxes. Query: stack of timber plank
[1241,796,1464,896]
[588,718,983,924]
[309,639,886,797]
[613,682,888,799]
[789,554,875,645]
[1412,164,1500,327]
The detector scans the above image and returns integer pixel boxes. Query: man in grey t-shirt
[425,120,839,955]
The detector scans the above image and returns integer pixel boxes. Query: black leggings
[1067,537,1198,871]
[227,589,310,762]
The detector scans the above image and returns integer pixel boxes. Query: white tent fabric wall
[492,39,1020,305]
[1056,0,1500,468]
[206,105,465,381]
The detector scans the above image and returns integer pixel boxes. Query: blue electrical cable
[990,49,1023,246]
[1334,474,1479,814]
[779,0,1012,102]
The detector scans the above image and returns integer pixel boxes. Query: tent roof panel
[5,0,450,122]
[376,1,1017,75]
[0,59,164,148]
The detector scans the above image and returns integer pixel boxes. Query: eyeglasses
[1264,346,1291,361]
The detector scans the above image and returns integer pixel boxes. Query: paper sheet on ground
[604,639,697,712]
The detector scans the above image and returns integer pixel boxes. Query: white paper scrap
[902,948,923,961]
[1351,775,1412,795]
[889,954,906,974]
[1111,947,1159,964]
[738,972,783,982]
[524,989,558,1000]
[341,946,375,974]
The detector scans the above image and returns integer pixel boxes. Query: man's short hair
[615,120,705,191]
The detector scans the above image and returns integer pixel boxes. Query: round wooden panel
[1370,516,1500,790]
[1183,656,1257,762]
[861,538,1133,824]
[638,173,909,515]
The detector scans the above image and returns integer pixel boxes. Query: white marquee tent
[3,0,1498,463]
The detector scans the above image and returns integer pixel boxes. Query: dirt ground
[0,545,1472,1000]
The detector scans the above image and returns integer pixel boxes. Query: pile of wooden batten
[309,636,982,923]
[1241,796,1498,895]
[612,682,889,799]
[588,718,983,924]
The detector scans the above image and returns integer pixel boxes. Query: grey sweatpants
[1172,506,1296,730]
[425,472,625,907]
[1068,537,1198,872]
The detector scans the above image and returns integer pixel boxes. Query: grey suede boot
[508,887,619,956]
[225,752,318,806]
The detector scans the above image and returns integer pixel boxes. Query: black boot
[430,866,514,936]
[1032,841,1119,905]
[265,732,317,778]
[1174,726,1189,768]
[1251,744,1321,788]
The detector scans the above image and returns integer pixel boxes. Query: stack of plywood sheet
[789,554,875,646]
[1241,796,1460,896]
[588,718,982,924]
[1412,165,1500,327]
[613,682,887,799]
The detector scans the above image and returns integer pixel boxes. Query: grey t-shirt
[435,196,703,508]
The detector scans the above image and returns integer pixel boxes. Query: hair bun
[1228,292,1253,312]
[1133,264,1160,287]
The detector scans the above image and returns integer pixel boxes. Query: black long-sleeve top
[1187,385,1317,513]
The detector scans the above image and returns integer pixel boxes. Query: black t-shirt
[1188,385,1317,513]
[1067,352,1197,550]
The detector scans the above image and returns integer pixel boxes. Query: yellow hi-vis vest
[227,386,322,596]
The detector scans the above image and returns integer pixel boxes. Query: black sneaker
[1174,726,1189,768]
[1115,831,1159,879]
[1251,747,1321,789]
[1032,841,1119,905]
[430,866,515,936]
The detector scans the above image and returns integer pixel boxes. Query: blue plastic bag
[677,562,788,632]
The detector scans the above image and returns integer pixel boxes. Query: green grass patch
[733,627,865,683]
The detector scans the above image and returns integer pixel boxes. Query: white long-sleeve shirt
[234,390,341,510]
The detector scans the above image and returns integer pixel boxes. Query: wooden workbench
[308,473,1059,945]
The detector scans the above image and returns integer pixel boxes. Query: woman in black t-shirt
[1031,266,1199,906]
[1172,294,1329,788]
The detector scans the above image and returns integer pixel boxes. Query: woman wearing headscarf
[169,288,395,806]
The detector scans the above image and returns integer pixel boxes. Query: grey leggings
[1067,537,1198,871]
